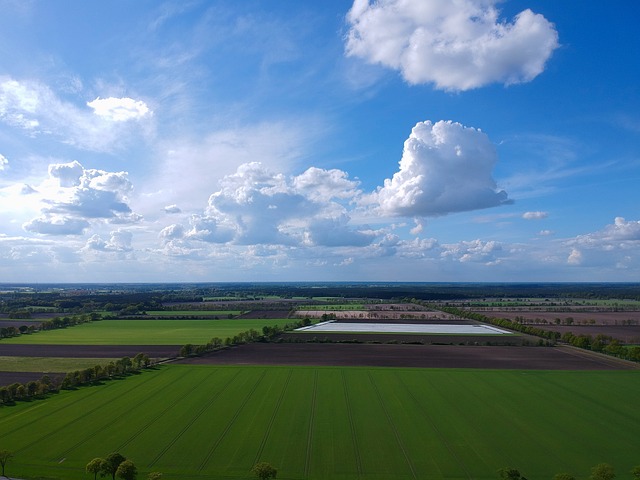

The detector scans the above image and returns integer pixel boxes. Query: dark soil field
[0,344,180,358]
[280,332,527,345]
[0,320,43,328]
[236,309,292,319]
[0,371,64,385]
[474,309,640,325]
[177,343,637,370]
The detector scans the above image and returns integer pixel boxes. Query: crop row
[1,365,640,480]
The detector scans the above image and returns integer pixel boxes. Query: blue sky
[0,0,639,283]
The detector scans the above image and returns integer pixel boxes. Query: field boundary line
[197,369,267,472]
[395,371,472,479]
[341,370,362,478]
[149,369,241,468]
[367,372,417,480]
[253,369,293,465]
[303,370,318,479]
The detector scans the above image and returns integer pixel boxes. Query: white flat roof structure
[296,321,510,335]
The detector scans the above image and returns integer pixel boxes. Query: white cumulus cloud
[523,211,548,220]
[22,161,140,235]
[0,153,8,171]
[374,120,510,217]
[345,0,559,91]
[87,97,151,121]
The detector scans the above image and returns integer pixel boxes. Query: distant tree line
[0,313,102,340]
[178,319,312,358]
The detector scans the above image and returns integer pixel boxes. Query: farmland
[2,364,640,480]
[2,283,640,480]
[1,318,290,345]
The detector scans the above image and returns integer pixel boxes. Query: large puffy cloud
[345,0,559,91]
[0,77,152,151]
[168,162,374,249]
[83,229,133,253]
[22,161,140,235]
[87,97,151,121]
[374,120,510,217]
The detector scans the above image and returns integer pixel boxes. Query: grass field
[2,319,290,345]
[0,356,115,372]
[1,365,639,480]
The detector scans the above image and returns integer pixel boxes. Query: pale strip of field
[296,321,510,335]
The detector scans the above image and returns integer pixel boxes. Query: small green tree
[147,472,162,480]
[115,459,137,480]
[0,450,13,477]
[631,466,640,480]
[102,452,127,480]
[252,462,277,480]
[498,467,527,480]
[87,457,107,480]
[590,463,615,480]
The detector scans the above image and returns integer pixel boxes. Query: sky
[0,0,639,283]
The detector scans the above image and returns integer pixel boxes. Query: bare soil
[475,310,640,325]
[280,332,526,345]
[236,310,292,319]
[176,343,637,370]
[0,344,180,358]
[0,371,65,385]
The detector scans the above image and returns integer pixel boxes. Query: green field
[0,356,116,372]
[1,365,639,480]
[2,319,289,345]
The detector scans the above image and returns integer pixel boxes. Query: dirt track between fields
[176,343,639,370]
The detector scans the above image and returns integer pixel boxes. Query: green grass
[0,356,116,373]
[1,319,290,345]
[1,365,639,480]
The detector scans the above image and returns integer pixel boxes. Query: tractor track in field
[303,370,318,479]
[149,368,240,468]
[54,368,190,460]
[8,372,160,454]
[395,371,473,479]
[197,369,267,472]
[341,370,363,478]
[253,370,293,465]
[115,369,211,452]
[368,372,417,480]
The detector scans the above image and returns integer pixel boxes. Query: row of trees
[179,319,312,358]
[0,353,152,406]
[500,462,640,480]
[0,313,101,340]
[86,453,149,480]
[561,332,640,361]
[61,353,152,390]
[85,454,276,480]
[0,375,57,405]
